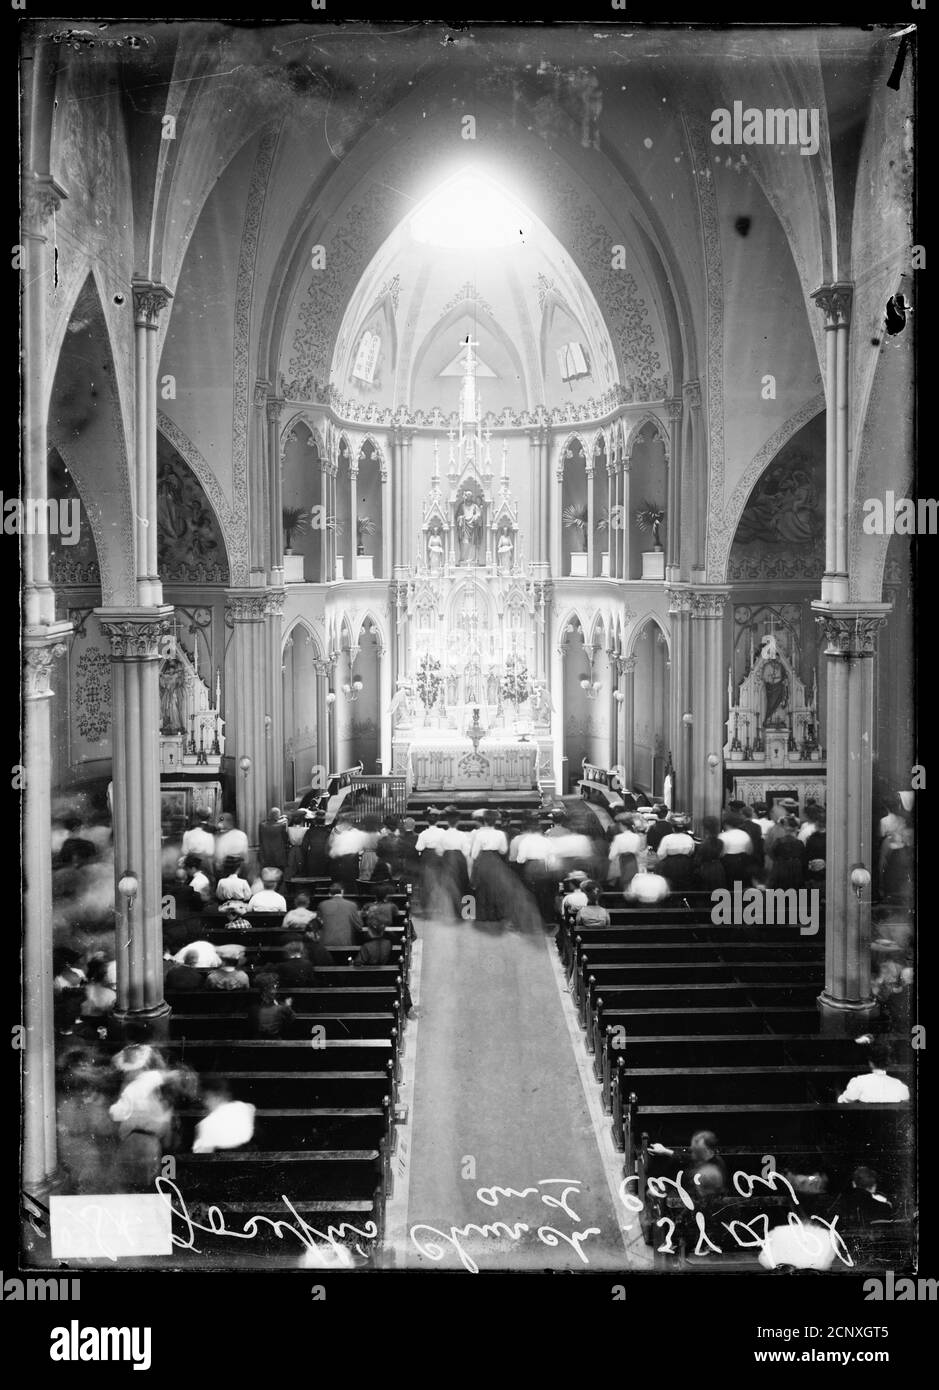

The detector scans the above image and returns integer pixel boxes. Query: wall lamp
[239,755,252,780]
[117,870,138,909]
[850,863,871,899]
[342,676,364,701]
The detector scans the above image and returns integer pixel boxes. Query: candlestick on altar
[193,635,198,678]
[727,665,733,706]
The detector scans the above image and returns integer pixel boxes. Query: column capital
[618,654,638,675]
[810,282,854,327]
[95,606,174,659]
[689,587,730,619]
[225,588,285,622]
[266,395,285,423]
[665,397,683,422]
[131,277,173,328]
[254,379,271,409]
[811,601,890,657]
[666,584,695,615]
[313,658,333,678]
[682,380,702,409]
[23,624,71,698]
[22,172,68,235]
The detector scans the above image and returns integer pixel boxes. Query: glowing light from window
[409,173,532,250]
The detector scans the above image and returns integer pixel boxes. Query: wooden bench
[575,958,822,1022]
[179,1104,391,1150]
[169,1012,399,1041]
[166,985,404,1017]
[172,1147,387,1202]
[588,982,822,1055]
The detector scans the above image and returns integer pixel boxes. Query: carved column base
[817,991,879,1037]
[109,1001,173,1044]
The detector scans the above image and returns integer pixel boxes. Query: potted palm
[282,506,308,583]
[635,501,666,580]
[597,505,612,577]
[563,502,589,576]
[355,515,377,578]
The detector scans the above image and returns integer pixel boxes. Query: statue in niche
[159,658,188,734]
[390,679,414,727]
[456,488,483,566]
[446,668,458,705]
[759,635,790,727]
[464,661,481,705]
[497,527,514,574]
[486,669,499,705]
[427,526,445,572]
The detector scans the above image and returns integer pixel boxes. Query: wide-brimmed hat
[401,817,417,831]
[216,943,246,964]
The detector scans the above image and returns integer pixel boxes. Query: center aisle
[402,912,633,1272]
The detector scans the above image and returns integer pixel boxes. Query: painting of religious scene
[156,435,230,584]
[729,413,825,581]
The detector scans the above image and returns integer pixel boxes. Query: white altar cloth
[403,730,538,791]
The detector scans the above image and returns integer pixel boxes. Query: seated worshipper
[302,919,336,968]
[286,810,310,880]
[645,804,675,855]
[282,890,316,933]
[192,1076,256,1154]
[259,806,289,871]
[575,881,611,927]
[164,948,205,992]
[181,852,213,905]
[249,972,296,1038]
[750,801,774,837]
[625,870,670,904]
[247,866,288,913]
[757,1215,838,1272]
[559,872,590,919]
[356,913,393,967]
[718,813,756,888]
[81,954,117,1021]
[181,808,216,869]
[172,940,221,969]
[608,816,644,890]
[647,1129,730,1192]
[837,1038,910,1103]
[654,815,697,892]
[213,813,249,876]
[693,819,726,892]
[362,882,397,933]
[329,817,367,889]
[274,939,318,988]
[763,798,800,861]
[216,856,252,903]
[835,1166,895,1226]
[315,882,363,948]
[206,944,251,990]
[767,826,806,890]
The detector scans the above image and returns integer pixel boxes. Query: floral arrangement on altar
[500,654,531,710]
[416,653,443,714]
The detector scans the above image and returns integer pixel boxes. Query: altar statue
[159,658,188,734]
[497,528,514,574]
[427,527,445,572]
[456,489,483,565]
[389,679,414,727]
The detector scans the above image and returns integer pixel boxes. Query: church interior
[20,21,917,1276]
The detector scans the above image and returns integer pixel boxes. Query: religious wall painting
[728,416,825,582]
[47,446,101,587]
[156,436,230,584]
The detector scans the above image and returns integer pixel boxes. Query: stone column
[22,173,66,628]
[527,429,541,564]
[605,455,615,578]
[380,449,391,579]
[22,629,70,1189]
[666,587,693,808]
[810,285,853,604]
[349,455,359,575]
[378,633,393,773]
[538,428,550,564]
[252,382,271,580]
[131,278,173,608]
[399,430,414,571]
[267,395,285,586]
[96,608,174,1034]
[621,451,631,579]
[812,602,891,1032]
[620,654,637,787]
[585,458,595,578]
[314,658,331,775]
[683,381,704,580]
[226,590,282,841]
[688,588,728,826]
[665,397,683,582]
[549,434,563,576]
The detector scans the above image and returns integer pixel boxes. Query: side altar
[723,623,826,812]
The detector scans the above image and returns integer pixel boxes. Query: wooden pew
[169,1012,398,1041]
[576,958,821,1023]
[588,983,822,1056]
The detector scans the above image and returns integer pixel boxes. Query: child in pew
[356,915,413,1014]
[249,972,297,1038]
[274,939,318,989]
[574,882,610,928]
[192,1075,256,1154]
[206,944,251,991]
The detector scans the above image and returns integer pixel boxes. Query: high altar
[723,623,826,812]
[391,340,551,792]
